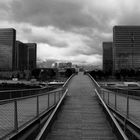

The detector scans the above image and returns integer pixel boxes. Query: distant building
[53,62,58,68]
[58,62,72,69]
[103,42,113,73]
[0,28,16,71]
[113,26,140,71]
[26,43,37,70]
[15,41,28,70]
[66,62,72,68]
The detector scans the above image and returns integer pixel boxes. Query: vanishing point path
[46,72,117,140]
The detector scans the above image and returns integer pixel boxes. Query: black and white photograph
[0,0,140,139]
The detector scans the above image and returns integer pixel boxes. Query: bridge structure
[0,72,140,139]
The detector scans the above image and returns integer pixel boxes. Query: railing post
[37,96,39,117]
[124,93,129,132]
[103,90,105,101]
[54,92,56,105]
[58,91,60,100]
[108,91,109,105]
[14,100,18,131]
[115,91,117,110]
[126,95,129,118]
[48,93,50,108]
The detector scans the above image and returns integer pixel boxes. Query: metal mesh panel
[39,94,48,114]
[17,97,36,127]
[104,91,108,104]
[129,98,140,126]
[115,94,127,116]
[108,91,115,108]
[56,91,60,103]
[102,90,127,115]
[0,102,14,139]
[49,93,54,107]
[0,88,65,139]
[103,90,140,127]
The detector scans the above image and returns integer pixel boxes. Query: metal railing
[100,88,140,138]
[0,89,64,139]
[35,89,68,140]
[88,74,128,140]
[0,74,75,139]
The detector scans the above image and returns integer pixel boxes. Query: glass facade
[103,42,113,73]
[26,43,37,70]
[15,41,28,70]
[113,26,140,71]
[0,28,16,71]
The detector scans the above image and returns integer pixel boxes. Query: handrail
[35,89,68,140]
[95,89,128,140]
[108,106,140,139]
[34,74,74,140]
[88,74,128,140]
[63,74,75,88]
[87,74,100,87]
[2,74,75,139]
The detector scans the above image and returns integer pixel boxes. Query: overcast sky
[0,0,140,66]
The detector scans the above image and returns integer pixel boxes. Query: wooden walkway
[45,72,117,140]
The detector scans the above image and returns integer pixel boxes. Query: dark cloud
[10,0,95,30]
[2,0,140,65]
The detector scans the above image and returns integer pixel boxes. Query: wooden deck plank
[46,72,116,140]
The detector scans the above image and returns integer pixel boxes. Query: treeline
[32,68,76,81]
[87,70,110,80]
[114,69,140,80]
[87,69,140,81]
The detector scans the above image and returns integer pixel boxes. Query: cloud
[37,43,102,65]
[1,0,140,66]
[10,0,95,30]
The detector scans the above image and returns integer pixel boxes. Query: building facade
[113,26,140,71]
[0,28,16,71]
[26,43,37,70]
[15,41,28,70]
[103,42,113,73]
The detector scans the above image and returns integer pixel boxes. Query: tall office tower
[103,42,113,73]
[0,28,16,71]
[113,26,140,72]
[26,43,37,70]
[15,41,28,70]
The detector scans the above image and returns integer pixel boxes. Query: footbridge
[1,72,140,139]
